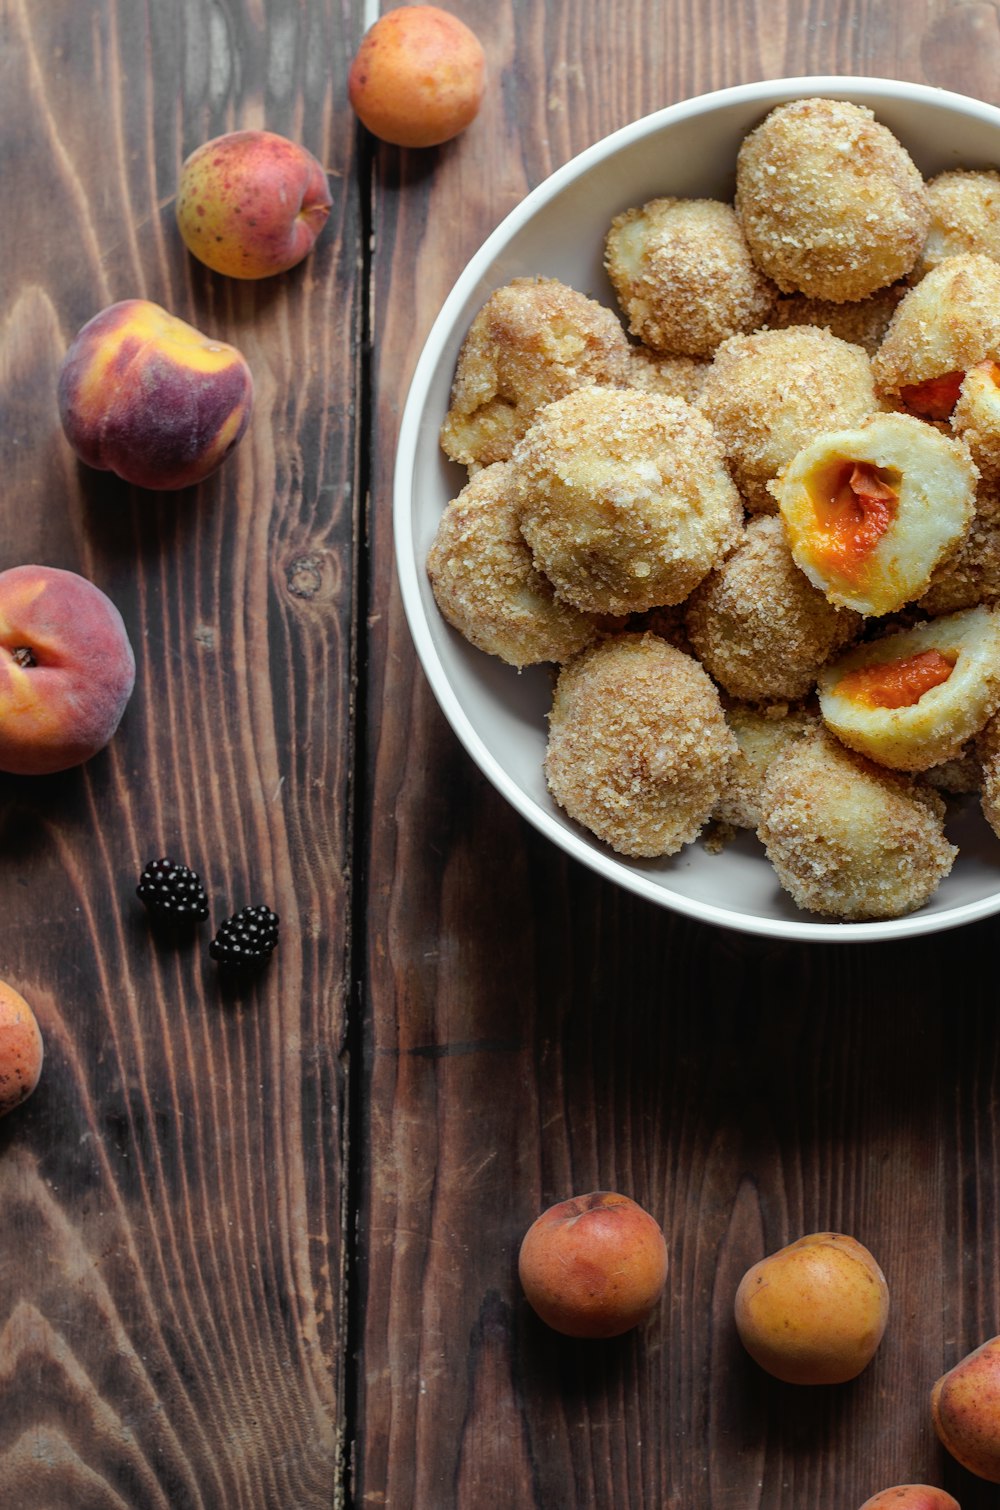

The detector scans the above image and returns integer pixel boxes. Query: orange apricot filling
[836,648,955,709]
[899,370,965,421]
[805,459,900,581]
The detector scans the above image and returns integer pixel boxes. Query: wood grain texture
[0,2,360,1505]
[361,2,1000,1507]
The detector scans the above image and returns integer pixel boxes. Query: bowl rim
[393,74,1000,943]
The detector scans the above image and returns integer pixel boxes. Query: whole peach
[933,1334,1000,1482]
[518,1191,668,1339]
[176,130,332,279]
[0,565,135,775]
[0,980,43,1117]
[58,299,253,491]
[859,1489,960,1510]
[349,5,486,149]
[734,1231,889,1384]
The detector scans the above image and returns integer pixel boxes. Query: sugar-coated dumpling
[757,726,956,920]
[605,197,775,357]
[714,704,817,831]
[873,254,1000,418]
[513,386,742,615]
[426,462,606,667]
[952,361,1000,484]
[440,277,632,469]
[545,633,737,857]
[913,168,1000,281]
[684,515,862,703]
[736,98,928,302]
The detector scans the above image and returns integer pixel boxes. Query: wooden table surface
[5,2,1000,1507]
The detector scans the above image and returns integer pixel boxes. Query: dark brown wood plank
[361,2,1000,1506]
[0,2,361,1504]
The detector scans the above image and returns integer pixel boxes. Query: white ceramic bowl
[394,76,1000,942]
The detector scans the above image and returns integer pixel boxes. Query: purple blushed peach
[58,299,253,491]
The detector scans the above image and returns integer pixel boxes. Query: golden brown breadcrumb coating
[765,285,906,356]
[625,346,710,404]
[513,386,743,615]
[604,197,775,357]
[913,168,1000,281]
[735,98,929,302]
[684,515,862,703]
[698,326,878,514]
[439,277,631,469]
[545,633,737,857]
[714,703,816,830]
[426,462,604,667]
[756,726,956,920]
[872,254,1000,405]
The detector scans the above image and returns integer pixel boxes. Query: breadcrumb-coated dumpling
[919,483,1000,616]
[714,703,816,830]
[913,168,1000,281]
[756,726,956,920]
[817,605,1000,771]
[925,744,981,796]
[545,633,737,857]
[775,412,977,616]
[872,254,1000,416]
[952,361,1000,484]
[765,285,906,356]
[625,601,693,654]
[625,346,710,404]
[604,197,775,357]
[976,710,1000,838]
[698,326,878,514]
[439,277,632,469]
[684,515,862,703]
[513,386,743,615]
[736,98,928,302]
[426,462,604,667]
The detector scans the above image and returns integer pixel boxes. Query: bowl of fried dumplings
[395,75,1000,940]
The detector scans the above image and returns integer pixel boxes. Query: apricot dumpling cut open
[817,605,1000,771]
[775,413,976,615]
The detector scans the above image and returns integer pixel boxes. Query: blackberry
[209,904,279,971]
[137,857,209,925]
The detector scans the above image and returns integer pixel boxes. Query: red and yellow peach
[518,1191,669,1339]
[0,565,135,775]
[176,130,332,279]
[58,299,253,491]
